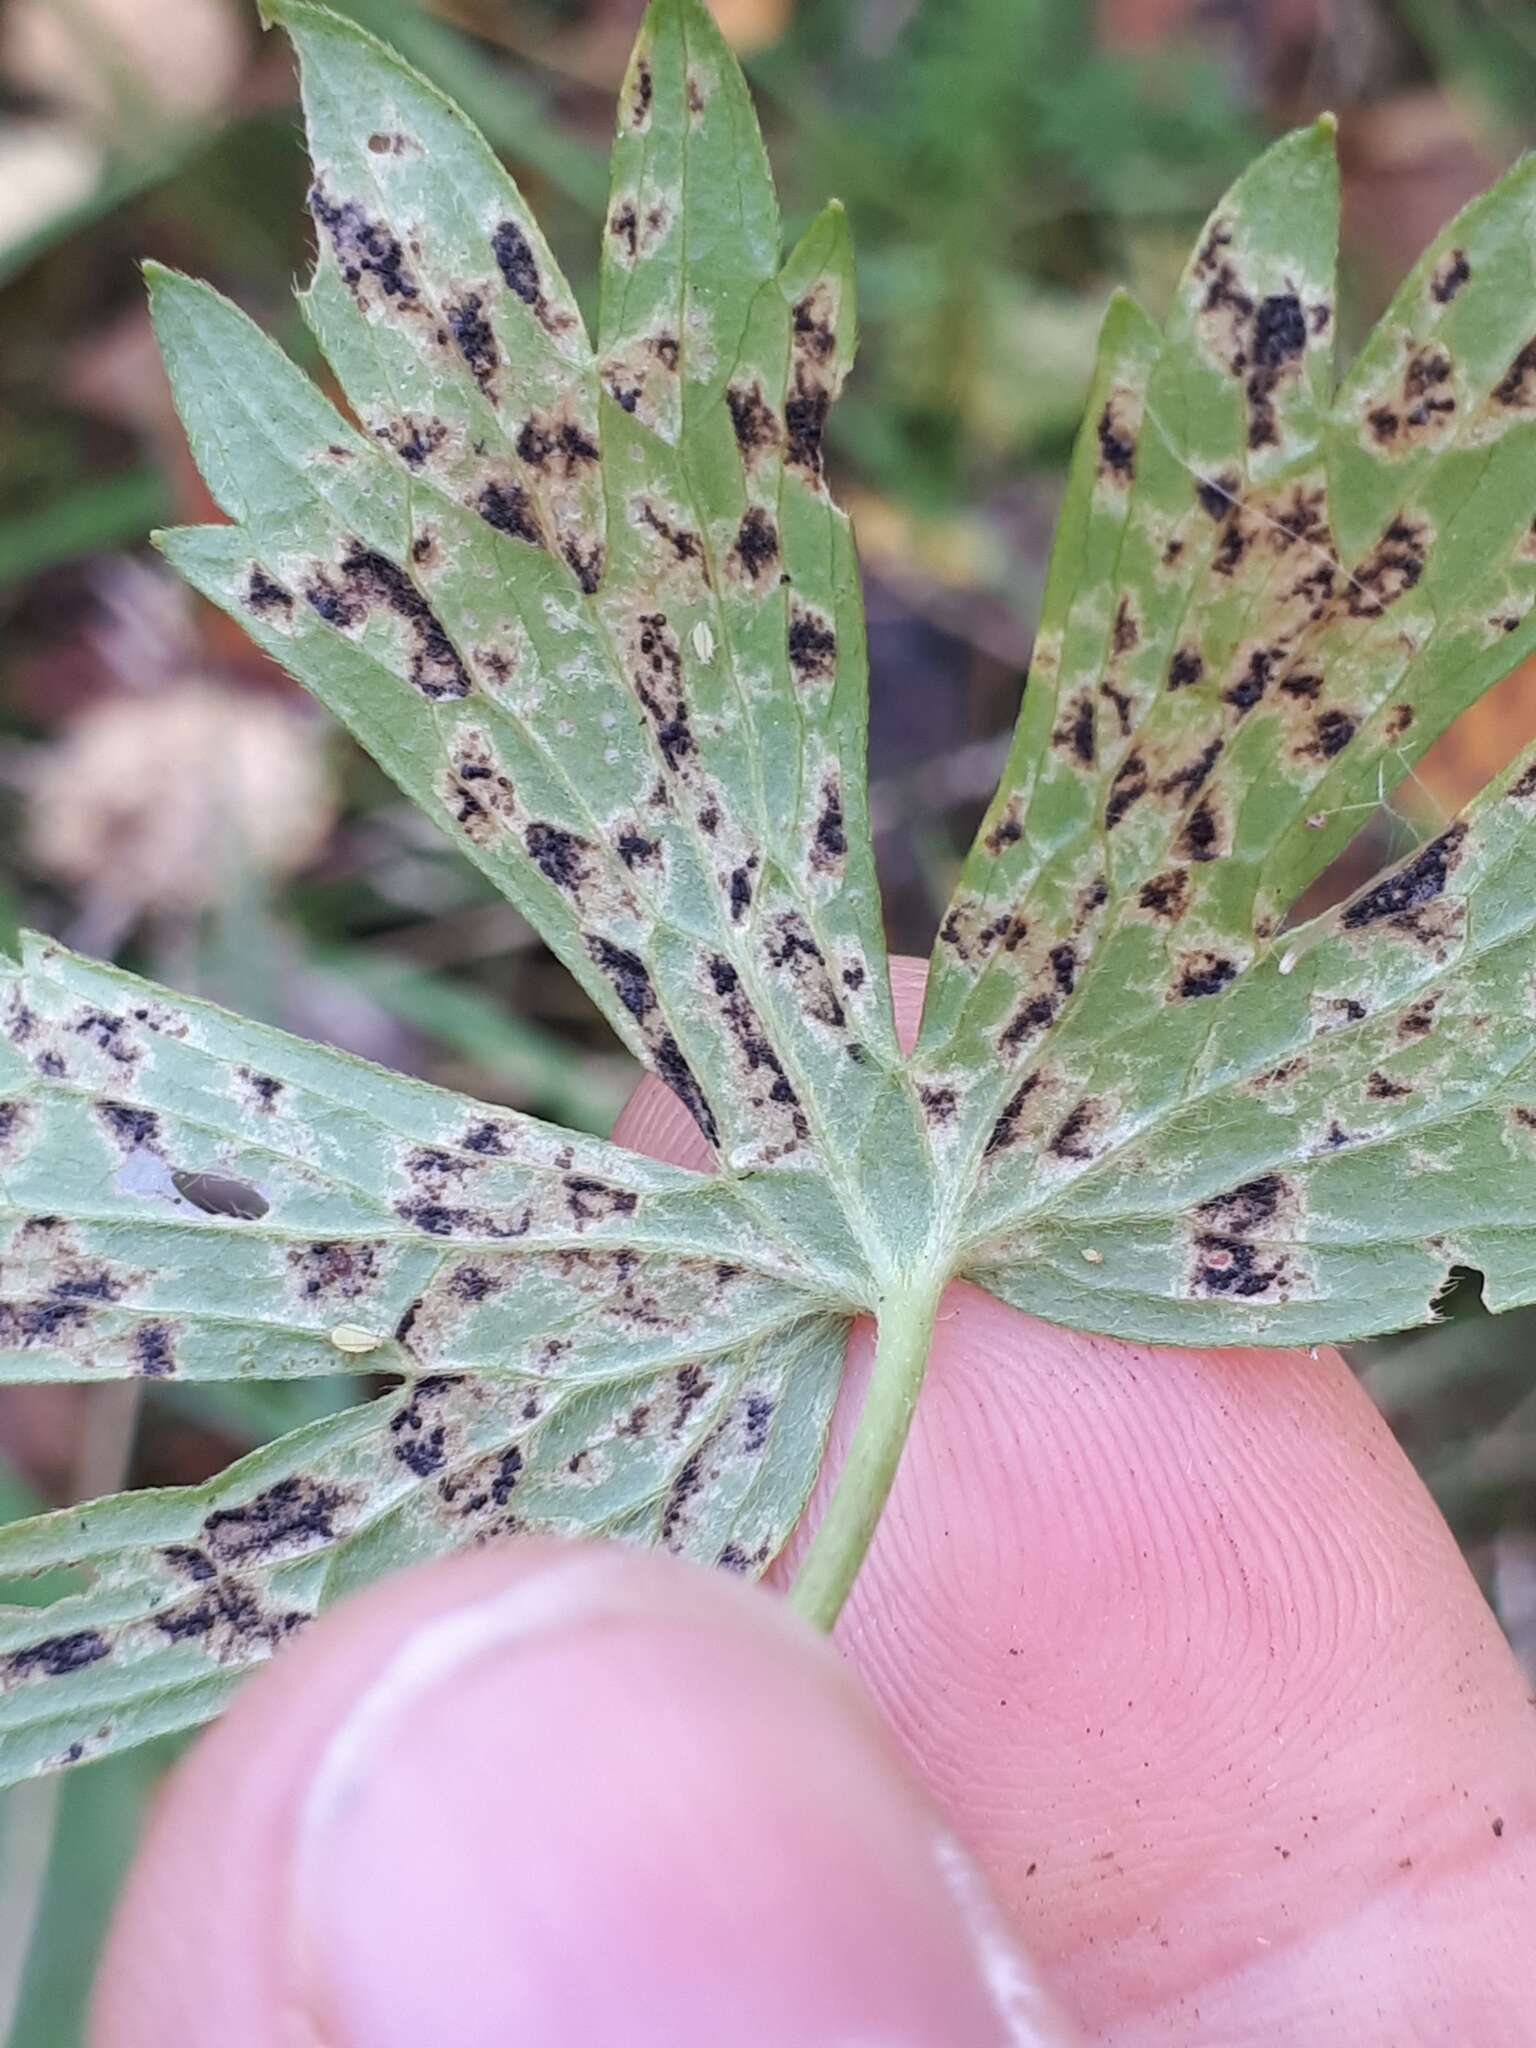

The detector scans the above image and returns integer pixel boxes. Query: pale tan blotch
[308,181,424,321]
[808,771,847,879]
[1363,339,1458,453]
[787,602,836,686]
[705,953,810,1159]
[1191,221,1312,452]
[1095,390,1138,483]
[439,727,517,848]
[785,284,838,479]
[633,495,706,580]
[1185,1170,1301,1304]
[287,1239,383,1304]
[763,910,848,1035]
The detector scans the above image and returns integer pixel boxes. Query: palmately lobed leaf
[7,0,1536,1777]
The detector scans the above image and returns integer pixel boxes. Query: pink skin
[92,961,1536,2045]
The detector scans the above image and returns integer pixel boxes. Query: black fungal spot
[1139,868,1189,919]
[637,502,700,564]
[1341,823,1467,930]
[1111,596,1139,655]
[562,539,605,595]
[1000,993,1057,1052]
[0,1298,89,1350]
[384,417,448,470]
[1100,678,1134,737]
[618,830,659,868]
[4,1630,110,1684]
[733,506,779,581]
[1280,670,1323,701]
[1245,292,1308,450]
[1431,249,1470,303]
[247,567,293,617]
[1055,693,1096,769]
[563,1175,639,1226]
[288,1240,380,1301]
[518,414,600,475]
[477,481,542,546]
[726,381,780,459]
[1368,405,1400,445]
[1308,708,1357,759]
[1096,399,1135,480]
[1105,750,1147,829]
[811,778,846,872]
[445,292,499,392]
[132,1321,177,1377]
[1224,646,1274,715]
[1367,1069,1413,1100]
[525,821,593,894]
[1496,339,1536,409]
[985,808,1022,856]
[1160,738,1223,808]
[1212,512,1250,577]
[1252,292,1307,368]
[761,915,846,1033]
[390,1376,460,1478]
[630,612,696,770]
[320,545,471,699]
[785,380,830,474]
[985,1074,1042,1156]
[1048,1100,1097,1161]
[492,220,542,306]
[309,184,418,303]
[1398,998,1438,1040]
[1167,646,1204,690]
[587,937,719,1147]
[72,1008,136,1064]
[1191,1234,1289,1299]
[1049,943,1077,996]
[202,1476,355,1568]
[631,59,653,126]
[919,1084,956,1124]
[154,1576,305,1655]
[240,1069,284,1112]
[1174,952,1238,1000]
[651,333,680,372]
[1197,471,1238,520]
[788,607,836,682]
[1197,1173,1288,1235]
[1400,346,1455,434]
[98,1101,158,1148]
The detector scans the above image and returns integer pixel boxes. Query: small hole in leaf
[171,1170,270,1221]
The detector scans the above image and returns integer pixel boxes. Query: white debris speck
[1081,1247,1103,1265]
[690,621,715,663]
[1278,949,1297,976]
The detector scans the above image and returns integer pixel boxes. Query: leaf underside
[6,0,1536,1777]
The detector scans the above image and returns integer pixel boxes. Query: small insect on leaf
[327,1324,385,1355]
[170,1171,271,1221]
[6,1,1536,1781]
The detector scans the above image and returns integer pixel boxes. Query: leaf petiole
[788,1278,944,1631]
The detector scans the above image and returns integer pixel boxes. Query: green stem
[788,1279,942,1632]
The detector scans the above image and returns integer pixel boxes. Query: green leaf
[8,2,1536,1776]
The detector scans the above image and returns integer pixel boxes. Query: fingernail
[285,1551,1077,2046]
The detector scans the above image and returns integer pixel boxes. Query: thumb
[91,1541,1079,2047]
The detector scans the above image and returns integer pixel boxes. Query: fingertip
[93,1541,1076,2047]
